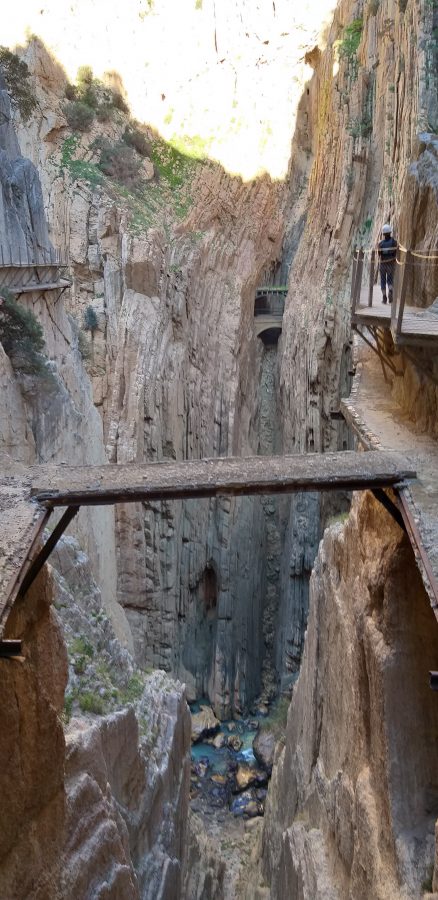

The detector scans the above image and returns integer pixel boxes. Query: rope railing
[351,245,438,341]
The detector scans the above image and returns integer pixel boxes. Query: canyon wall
[3,1,342,714]
[0,535,192,899]
[260,492,438,898]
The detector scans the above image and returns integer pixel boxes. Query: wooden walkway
[341,339,438,614]
[354,286,438,346]
[0,451,415,635]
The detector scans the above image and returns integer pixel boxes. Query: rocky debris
[253,729,276,772]
[210,731,227,749]
[182,813,226,900]
[235,765,268,792]
[191,705,220,743]
[230,789,263,818]
[227,733,243,752]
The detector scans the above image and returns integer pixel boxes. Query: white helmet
[382,223,392,234]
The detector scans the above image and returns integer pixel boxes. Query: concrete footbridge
[0,450,422,656]
[254,286,287,340]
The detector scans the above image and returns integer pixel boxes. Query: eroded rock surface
[261,494,438,898]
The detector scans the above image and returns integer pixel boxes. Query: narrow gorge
[1,0,438,897]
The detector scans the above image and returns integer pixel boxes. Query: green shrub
[0,290,48,375]
[63,693,74,724]
[64,100,95,131]
[260,696,290,740]
[83,305,99,334]
[96,102,113,122]
[77,65,94,89]
[122,124,151,157]
[122,673,145,703]
[111,90,129,113]
[0,47,37,120]
[338,19,363,60]
[78,691,104,715]
[73,656,88,675]
[71,635,94,658]
[96,138,141,186]
[347,116,372,138]
[65,82,77,101]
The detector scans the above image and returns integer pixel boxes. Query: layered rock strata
[0,530,192,898]
[261,492,438,898]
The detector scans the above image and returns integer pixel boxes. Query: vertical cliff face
[4,5,339,714]
[0,569,67,897]
[260,493,438,898]
[0,77,131,648]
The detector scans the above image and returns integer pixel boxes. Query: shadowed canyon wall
[1,0,438,894]
[260,493,438,899]
[2,1,342,716]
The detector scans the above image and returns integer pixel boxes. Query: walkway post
[355,248,365,310]
[351,249,358,313]
[396,249,410,338]
[368,250,375,307]
[391,247,401,331]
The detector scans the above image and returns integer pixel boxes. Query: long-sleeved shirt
[378,237,398,265]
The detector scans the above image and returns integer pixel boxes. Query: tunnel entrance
[202,564,218,616]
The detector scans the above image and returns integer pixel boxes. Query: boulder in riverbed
[227,734,243,751]
[253,728,276,771]
[191,705,220,742]
[235,764,268,792]
[230,788,262,818]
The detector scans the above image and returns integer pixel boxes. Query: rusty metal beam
[17,505,79,600]
[371,488,407,534]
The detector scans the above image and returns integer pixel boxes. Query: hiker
[378,223,398,304]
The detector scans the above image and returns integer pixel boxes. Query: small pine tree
[0,290,48,374]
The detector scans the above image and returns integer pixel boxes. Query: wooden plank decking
[353,285,438,345]
[0,451,416,633]
[0,481,49,627]
[8,450,415,507]
[10,278,71,295]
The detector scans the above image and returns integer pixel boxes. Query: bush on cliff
[64,64,129,125]
[93,137,142,187]
[0,47,37,120]
[122,124,151,158]
[64,99,95,132]
[0,290,49,375]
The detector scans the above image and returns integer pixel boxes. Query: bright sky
[4,0,336,180]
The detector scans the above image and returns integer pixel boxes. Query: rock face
[62,676,191,900]
[0,569,67,898]
[261,493,438,898]
[0,530,192,898]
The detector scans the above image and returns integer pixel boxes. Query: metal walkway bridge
[0,451,417,653]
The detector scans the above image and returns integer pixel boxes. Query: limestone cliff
[259,493,438,898]
[2,9,337,713]
[0,539,192,899]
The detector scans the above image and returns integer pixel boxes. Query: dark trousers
[380,263,395,294]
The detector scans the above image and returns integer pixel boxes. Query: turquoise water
[191,741,230,774]
[191,717,258,773]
